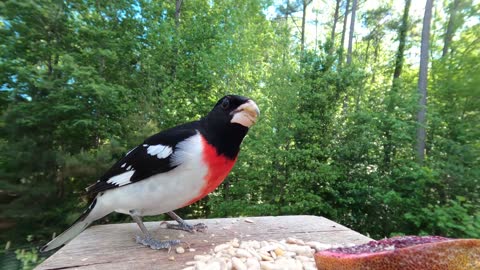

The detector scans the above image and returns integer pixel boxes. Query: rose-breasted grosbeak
[41,95,259,251]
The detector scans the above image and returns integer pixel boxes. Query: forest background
[0,0,479,269]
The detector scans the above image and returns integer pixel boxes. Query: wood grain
[36,215,371,270]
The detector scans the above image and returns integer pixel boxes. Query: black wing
[86,122,200,195]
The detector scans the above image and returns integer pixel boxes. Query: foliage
[14,249,43,270]
[0,0,478,268]
[405,196,480,238]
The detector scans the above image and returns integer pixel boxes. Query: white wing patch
[106,171,135,187]
[171,132,202,167]
[147,144,173,159]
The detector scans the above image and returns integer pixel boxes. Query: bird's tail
[40,198,105,252]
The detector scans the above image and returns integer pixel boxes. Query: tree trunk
[345,0,357,112]
[442,0,460,57]
[175,0,182,28]
[364,39,371,64]
[172,0,183,79]
[416,0,434,163]
[392,0,411,80]
[329,0,342,53]
[346,0,357,65]
[285,0,290,21]
[370,39,380,83]
[339,0,350,66]
[301,0,312,52]
[383,0,411,169]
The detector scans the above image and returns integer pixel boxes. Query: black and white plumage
[41,95,259,252]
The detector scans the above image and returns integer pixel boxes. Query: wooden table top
[36,215,372,270]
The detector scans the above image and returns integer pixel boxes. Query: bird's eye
[221,98,230,109]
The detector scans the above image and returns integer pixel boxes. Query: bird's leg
[130,211,181,250]
[162,211,208,233]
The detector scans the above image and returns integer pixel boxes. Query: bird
[41,95,259,251]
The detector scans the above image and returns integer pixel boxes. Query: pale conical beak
[230,100,260,128]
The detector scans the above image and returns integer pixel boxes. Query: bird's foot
[135,235,182,250]
[161,221,208,233]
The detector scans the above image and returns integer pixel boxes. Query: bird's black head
[209,95,260,128]
[201,95,260,159]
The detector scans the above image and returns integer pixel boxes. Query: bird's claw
[160,221,208,233]
[135,235,182,250]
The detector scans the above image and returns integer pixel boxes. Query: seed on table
[194,255,211,261]
[259,251,270,257]
[231,257,247,270]
[293,259,304,269]
[214,243,230,253]
[286,237,305,245]
[295,255,312,262]
[191,237,339,270]
[287,251,298,257]
[176,247,185,254]
[235,248,252,258]
[204,261,221,270]
[246,247,262,260]
[260,254,274,261]
[194,261,208,270]
[231,240,240,248]
[246,257,261,270]
[259,245,276,253]
[301,261,317,270]
[226,259,233,270]
[273,248,284,257]
[168,256,175,261]
[259,261,278,270]
[276,243,288,250]
[306,241,332,251]
[287,245,314,256]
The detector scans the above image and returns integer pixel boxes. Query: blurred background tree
[0,0,478,268]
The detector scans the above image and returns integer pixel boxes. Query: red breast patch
[184,136,237,206]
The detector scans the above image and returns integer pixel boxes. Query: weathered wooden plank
[36,215,371,270]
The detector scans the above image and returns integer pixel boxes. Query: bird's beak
[230,100,260,128]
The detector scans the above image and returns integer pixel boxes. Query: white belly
[95,134,208,216]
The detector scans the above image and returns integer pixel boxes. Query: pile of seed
[181,237,347,270]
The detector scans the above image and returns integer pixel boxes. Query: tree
[443,0,460,57]
[330,0,342,51]
[301,0,313,52]
[339,0,351,66]
[346,0,358,65]
[416,0,434,163]
[442,0,466,57]
[383,0,411,169]
[361,5,391,83]
[342,0,358,113]
[392,0,411,81]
